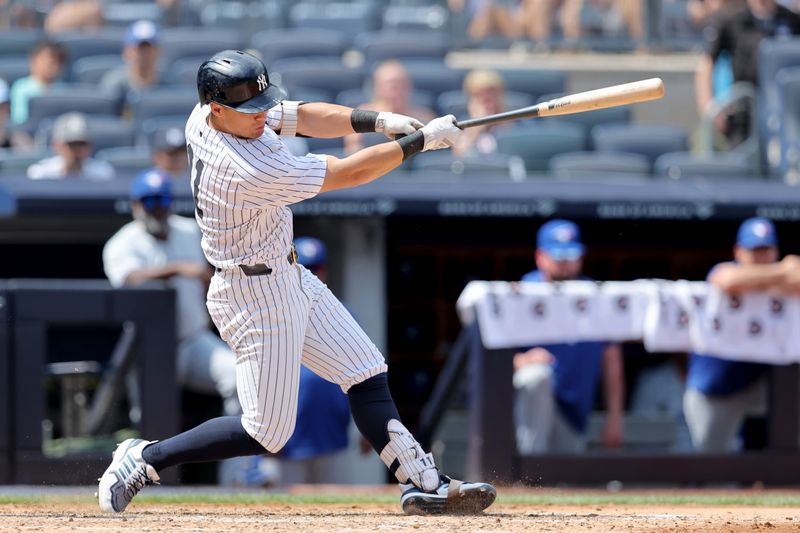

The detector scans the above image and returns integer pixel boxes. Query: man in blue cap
[683,217,794,452]
[100,19,163,116]
[514,219,625,454]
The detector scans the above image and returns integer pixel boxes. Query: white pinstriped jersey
[184,102,327,269]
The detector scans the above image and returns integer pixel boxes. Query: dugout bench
[0,280,179,484]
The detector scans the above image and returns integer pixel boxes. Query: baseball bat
[455,78,665,129]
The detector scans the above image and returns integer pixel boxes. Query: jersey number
[187,143,204,219]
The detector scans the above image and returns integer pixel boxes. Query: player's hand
[420,115,463,151]
[513,347,554,370]
[375,112,424,138]
[174,261,213,283]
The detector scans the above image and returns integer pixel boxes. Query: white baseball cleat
[97,438,160,513]
[400,474,497,515]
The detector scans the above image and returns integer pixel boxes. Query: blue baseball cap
[736,217,778,249]
[537,219,585,260]
[125,20,160,47]
[294,237,327,267]
[131,168,172,199]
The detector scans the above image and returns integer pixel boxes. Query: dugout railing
[421,323,800,485]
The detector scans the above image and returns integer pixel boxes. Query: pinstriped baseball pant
[207,263,388,452]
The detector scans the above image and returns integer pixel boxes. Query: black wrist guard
[396,130,425,161]
[351,109,380,133]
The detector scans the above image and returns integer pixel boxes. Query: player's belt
[218,247,297,277]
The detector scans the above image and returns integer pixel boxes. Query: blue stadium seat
[95,146,153,174]
[0,148,53,177]
[136,116,189,147]
[654,151,754,179]
[102,2,163,27]
[496,69,567,101]
[355,31,449,66]
[496,122,587,173]
[284,87,329,104]
[202,1,288,35]
[159,28,245,72]
[52,31,125,80]
[25,86,118,133]
[336,88,435,111]
[412,152,526,180]
[273,59,365,101]
[0,57,32,86]
[35,116,135,154]
[436,90,534,119]
[381,5,449,32]
[251,29,347,66]
[774,67,800,182]
[392,60,464,98]
[549,151,651,179]
[171,56,211,86]
[0,29,44,56]
[289,2,380,38]
[538,92,631,132]
[130,87,198,129]
[591,124,688,167]
[71,55,125,85]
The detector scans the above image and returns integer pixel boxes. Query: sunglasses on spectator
[139,195,173,211]
[66,140,89,149]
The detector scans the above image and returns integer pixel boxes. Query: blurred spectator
[682,217,795,453]
[453,69,512,157]
[44,0,103,33]
[100,20,163,117]
[518,0,642,45]
[344,60,435,154]
[695,0,800,147]
[10,41,67,126]
[688,0,747,27]
[151,126,187,176]
[279,237,358,484]
[0,78,32,150]
[513,220,625,454]
[0,0,38,28]
[27,112,114,180]
[103,169,266,486]
[449,0,521,41]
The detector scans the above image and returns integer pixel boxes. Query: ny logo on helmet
[256,74,268,92]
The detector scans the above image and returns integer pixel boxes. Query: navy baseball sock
[141,416,265,472]
[347,373,401,452]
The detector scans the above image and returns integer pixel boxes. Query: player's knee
[242,414,296,453]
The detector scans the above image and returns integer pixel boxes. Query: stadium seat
[381,5,449,32]
[289,2,380,37]
[436,90,533,119]
[776,67,800,183]
[391,60,464,98]
[95,146,153,174]
[0,57,32,86]
[25,86,118,133]
[130,88,198,129]
[412,152,527,181]
[549,151,651,179]
[496,69,566,101]
[496,122,587,173]
[171,56,212,86]
[354,31,449,65]
[202,1,288,35]
[159,28,245,72]
[273,59,365,101]
[35,116,136,154]
[250,29,347,66]
[71,55,125,85]
[336,88,435,111]
[538,92,631,132]
[654,151,754,180]
[591,124,688,167]
[136,116,189,147]
[52,31,125,79]
[0,29,44,56]
[102,2,163,27]
[0,148,53,177]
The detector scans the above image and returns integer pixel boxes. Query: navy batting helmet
[197,50,285,113]
[294,237,327,267]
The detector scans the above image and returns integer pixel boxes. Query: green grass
[2,491,800,507]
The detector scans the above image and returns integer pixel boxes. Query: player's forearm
[602,345,625,417]
[320,142,404,192]
[123,265,182,285]
[710,263,788,293]
[296,103,358,138]
[695,55,714,116]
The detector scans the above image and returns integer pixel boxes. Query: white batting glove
[420,115,463,151]
[375,112,424,137]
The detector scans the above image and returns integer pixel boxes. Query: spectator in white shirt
[27,112,115,181]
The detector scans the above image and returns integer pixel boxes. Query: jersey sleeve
[226,137,327,207]
[266,100,301,137]
[103,233,147,287]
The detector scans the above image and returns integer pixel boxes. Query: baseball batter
[97,50,496,515]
